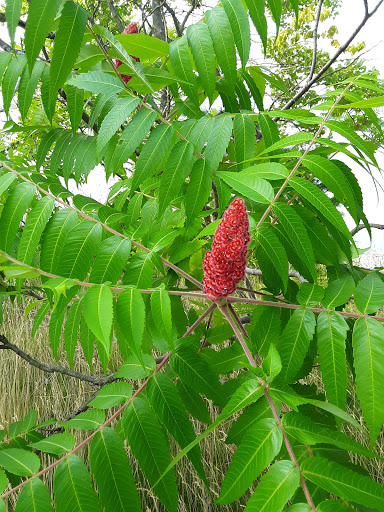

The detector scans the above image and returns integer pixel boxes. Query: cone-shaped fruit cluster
[203,197,250,301]
[115,22,140,84]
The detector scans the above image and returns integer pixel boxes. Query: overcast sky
[1,0,383,253]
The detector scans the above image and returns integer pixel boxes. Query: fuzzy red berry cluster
[203,197,250,301]
[115,22,140,84]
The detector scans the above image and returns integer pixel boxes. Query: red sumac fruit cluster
[203,197,250,301]
[115,22,140,84]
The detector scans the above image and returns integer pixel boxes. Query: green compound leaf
[0,448,40,476]
[354,271,384,314]
[31,433,76,455]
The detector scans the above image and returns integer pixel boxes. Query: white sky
[1,0,383,252]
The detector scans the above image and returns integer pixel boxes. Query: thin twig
[350,223,384,237]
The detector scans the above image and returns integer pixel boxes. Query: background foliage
[1,0,384,510]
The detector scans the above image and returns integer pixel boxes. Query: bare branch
[308,0,324,81]
[163,2,182,37]
[180,4,196,33]
[0,37,12,52]
[246,266,307,283]
[282,0,384,110]
[106,0,125,32]
[350,223,384,236]
[0,334,115,385]
[0,12,55,39]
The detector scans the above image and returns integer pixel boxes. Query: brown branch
[0,334,115,385]
[246,266,307,284]
[350,223,384,237]
[308,0,324,81]
[282,0,384,110]
[106,0,125,32]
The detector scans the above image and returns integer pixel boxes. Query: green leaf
[2,54,27,116]
[90,428,142,512]
[147,373,206,481]
[250,305,281,357]
[259,114,280,150]
[258,227,288,291]
[206,7,237,89]
[53,454,102,512]
[273,203,316,281]
[170,346,226,407]
[66,71,125,97]
[289,178,352,244]
[5,0,22,44]
[113,108,156,171]
[278,306,316,384]
[317,311,348,413]
[24,0,61,69]
[31,433,76,455]
[176,379,211,424]
[267,0,282,30]
[89,236,131,284]
[221,0,251,68]
[216,171,273,204]
[263,343,282,379]
[246,0,268,53]
[115,353,156,379]
[116,32,169,61]
[0,182,36,254]
[0,172,16,197]
[18,60,46,121]
[66,84,84,133]
[187,22,216,104]
[322,274,355,309]
[17,196,55,265]
[64,298,83,368]
[132,123,175,192]
[326,120,376,164]
[204,114,233,171]
[158,139,195,215]
[354,272,384,314]
[282,412,375,458]
[169,36,199,106]
[226,396,274,445]
[83,284,113,355]
[97,97,140,154]
[317,500,351,512]
[217,418,283,504]
[258,132,312,154]
[122,252,153,288]
[151,287,173,344]
[64,409,105,430]
[244,460,300,511]
[40,209,78,276]
[22,410,37,433]
[49,1,88,107]
[301,155,358,222]
[89,381,132,409]
[353,317,384,446]
[116,287,145,360]
[301,457,384,510]
[122,397,178,512]
[185,159,212,224]
[219,379,264,422]
[297,283,324,307]
[14,478,54,512]
[57,221,102,280]
[0,448,40,476]
[241,162,289,180]
[233,114,256,171]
